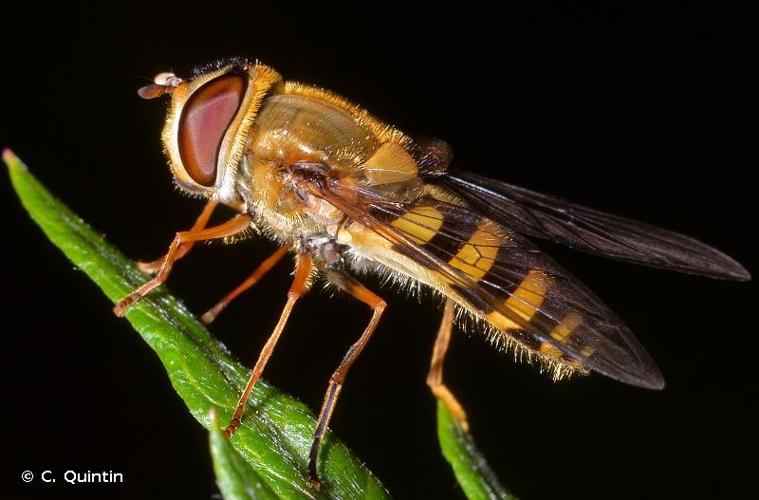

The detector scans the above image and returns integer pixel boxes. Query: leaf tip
[3,148,25,171]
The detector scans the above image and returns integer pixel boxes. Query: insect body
[117,58,750,488]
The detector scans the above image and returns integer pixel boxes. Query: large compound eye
[178,74,246,186]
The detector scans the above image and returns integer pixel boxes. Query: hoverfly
[115,57,750,488]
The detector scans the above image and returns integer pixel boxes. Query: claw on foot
[201,304,225,324]
[307,476,322,491]
[458,418,470,434]
[113,294,138,316]
[223,417,241,438]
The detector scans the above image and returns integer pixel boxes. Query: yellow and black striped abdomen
[348,196,587,372]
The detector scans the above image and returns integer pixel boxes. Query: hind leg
[427,299,469,431]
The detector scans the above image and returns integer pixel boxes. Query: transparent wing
[436,169,750,281]
[316,180,665,390]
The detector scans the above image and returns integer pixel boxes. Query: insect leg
[307,270,386,489]
[137,199,218,274]
[224,253,313,436]
[201,243,292,324]
[427,298,469,431]
[113,213,251,316]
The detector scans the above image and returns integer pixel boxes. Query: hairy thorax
[235,84,418,242]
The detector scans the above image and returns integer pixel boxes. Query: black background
[2,2,756,499]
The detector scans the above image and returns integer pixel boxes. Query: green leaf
[4,149,389,500]
[209,408,279,500]
[437,403,516,500]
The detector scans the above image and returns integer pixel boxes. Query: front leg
[137,199,218,274]
[114,214,252,316]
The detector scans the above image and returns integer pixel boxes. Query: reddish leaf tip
[3,147,17,164]
[2,148,26,172]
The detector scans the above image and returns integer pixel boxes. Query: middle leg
[201,243,292,324]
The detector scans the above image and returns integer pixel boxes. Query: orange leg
[201,244,292,324]
[113,214,252,316]
[307,270,387,489]
[224,253,313,436]
[427,299,469,432]
[137,199,218,274]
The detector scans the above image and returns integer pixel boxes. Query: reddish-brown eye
[178,74,246,186]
